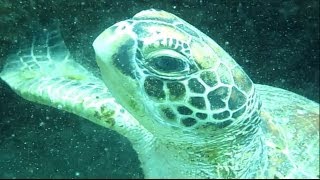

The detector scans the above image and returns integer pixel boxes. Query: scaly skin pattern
[1,9,319,178]
[257,84,319,178]
[94,9,267,178]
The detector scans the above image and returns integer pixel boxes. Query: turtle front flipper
[0,26,152,149]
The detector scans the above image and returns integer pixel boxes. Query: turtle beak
[93,21,143,113]
[93,22,137,72]
[93,20,138,80]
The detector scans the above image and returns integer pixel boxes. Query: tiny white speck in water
[225,41,229,45]
[46,116,50,120]
[173,5,177,9]
[39,122,45,127]
[75,172,80,176]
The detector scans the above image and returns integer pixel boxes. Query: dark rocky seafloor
[0,0,319,178]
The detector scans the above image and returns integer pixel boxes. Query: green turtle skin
[0,9,319,178]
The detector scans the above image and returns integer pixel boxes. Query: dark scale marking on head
[181,117,197,127]
[144,76,165,100]
[189,97,206,109]
[112,39,136,78]
[228,86,247,110]
[200,71,218,87]
[177,106,193,115]
[159,39,164,46]
[232,106,246,119]
[172,39,177,48]
[207,87,229,110]
[212,111,230,120]
[176,46,183,52]
[196,113,207,120]
[188,78,205,93]
[166,38,170,47]
[167,82,186,100]
[182,43,188,49]
[184,49,190,55]
[161,107,176,120]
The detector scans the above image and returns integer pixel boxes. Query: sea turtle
[0,9,319,179]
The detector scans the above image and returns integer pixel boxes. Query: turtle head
[93,9,261,141]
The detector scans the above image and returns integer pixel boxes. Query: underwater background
[0,0,319,178]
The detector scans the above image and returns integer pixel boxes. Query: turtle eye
[145,49,194,77]
[149,56,188,73]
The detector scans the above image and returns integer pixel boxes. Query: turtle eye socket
[149,56,188,73]
[145,49,195,77]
